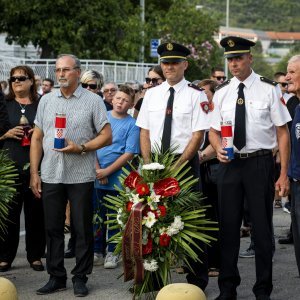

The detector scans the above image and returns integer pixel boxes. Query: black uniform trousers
[42,182,94,282]
[184,155,209,290]
[217,153,274,297]
[0,173,45,264]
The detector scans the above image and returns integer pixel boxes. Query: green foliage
[0,0,143,60]
[196,0,300,32]
[0,0,221,75]
[0,150,18,237]
[275,42,300,73]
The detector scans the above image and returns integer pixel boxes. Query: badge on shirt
[280,96,286,106]
[200,101,210,114]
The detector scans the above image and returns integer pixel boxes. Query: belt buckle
[239,153,249,159]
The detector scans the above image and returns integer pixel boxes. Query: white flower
[130,193,142,205]
[143,211,157,228]
[143,259,159,272]
[117,208,124,227]
[142,163,165,170]
[167,216,184,236]
[150,192,161,203]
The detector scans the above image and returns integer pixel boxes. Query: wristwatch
[80,144,87,155]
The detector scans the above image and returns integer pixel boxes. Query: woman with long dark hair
[0,65,45,272]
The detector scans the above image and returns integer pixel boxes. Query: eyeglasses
[279,82,288,88]
[145,77,162,85]
[55,67,79,73]
[82,83,97,89]
[103,88,117,93]
[213,76,227,81]
[10,76,29,82]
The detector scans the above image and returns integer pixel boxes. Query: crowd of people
[0,37,299,300]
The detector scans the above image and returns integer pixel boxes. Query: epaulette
[260,77,277,86]
[215,79,230,91]
[188,83,204,91]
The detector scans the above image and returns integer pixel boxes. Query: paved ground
[1,206,299,300]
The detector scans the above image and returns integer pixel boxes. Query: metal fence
[0,56,155,84]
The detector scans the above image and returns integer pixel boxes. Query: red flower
[124,171,142,189]
[126,201,133,212]
[153,178,180,197]
[142,236,153,255]
[136,183,150,196]
[158,205,166,217]
[159,233,171,247]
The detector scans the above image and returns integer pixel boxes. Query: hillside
[196,0,300,32]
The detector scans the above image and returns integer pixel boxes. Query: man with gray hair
[30,54,112,297]
[286,54,300,277]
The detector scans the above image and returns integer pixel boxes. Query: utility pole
[140,0,145,63]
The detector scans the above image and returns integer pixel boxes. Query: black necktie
[161,87,175,152]
[233,82,246,150]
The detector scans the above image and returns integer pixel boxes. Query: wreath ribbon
[122,202,145,284]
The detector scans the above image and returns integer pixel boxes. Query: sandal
[240,227,251,238]
[208,268,219,277]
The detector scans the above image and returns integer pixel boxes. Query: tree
[0,0,143,60]
[146,0,222,80]
[275,42,300,73]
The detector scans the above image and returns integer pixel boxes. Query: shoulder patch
[260,77,277,86]
[200,101,210,114]
[215,79,231,91]
[188,83,204,91]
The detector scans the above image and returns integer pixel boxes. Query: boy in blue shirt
[94,85,140,268]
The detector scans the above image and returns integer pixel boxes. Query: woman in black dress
[0,65,45,272]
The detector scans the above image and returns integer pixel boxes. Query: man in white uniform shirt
[209,36,291,300]
[137,42,211,290]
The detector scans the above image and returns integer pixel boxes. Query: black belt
[234,149,272,159]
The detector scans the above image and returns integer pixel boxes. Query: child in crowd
[94,85,140,268]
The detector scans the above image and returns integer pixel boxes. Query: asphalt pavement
[1,205,299,300]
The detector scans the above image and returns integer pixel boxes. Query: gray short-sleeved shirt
[35,85,108,184]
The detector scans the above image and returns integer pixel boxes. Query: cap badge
[237,98,244,105]
[228,39,235,47]
[166,43,173,51]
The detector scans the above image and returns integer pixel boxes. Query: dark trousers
[42,182,94,282]
[291,181,300,276]
[200,160,220,270]
[0,173,45,264]
[184,155,209,290]
[217,154,274,297]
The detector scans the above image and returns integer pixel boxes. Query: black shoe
[73,280,88,297]
[64,248,75,258]
[36,278,66,295]
[278,236,293,244]
[0,262,11,272]
[30,261,45,271]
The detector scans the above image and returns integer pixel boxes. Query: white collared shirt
[210,71,291,152]
[136,78,210,153]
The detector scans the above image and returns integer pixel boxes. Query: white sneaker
[93,253,104,266]
[104,252,120,269]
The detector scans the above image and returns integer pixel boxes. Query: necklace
[17,99,29,114]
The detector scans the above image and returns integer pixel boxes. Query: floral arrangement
[105,152,216,298]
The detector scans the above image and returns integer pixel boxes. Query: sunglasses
[279,82,288,88]
[10,76,29,82]
[103,88,117,93]
[82,83,97,89]
[145,77,162,85]
[213,76,227,81]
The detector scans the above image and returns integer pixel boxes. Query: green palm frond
[0,150,18,237]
